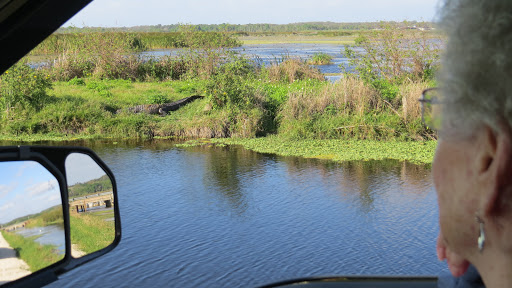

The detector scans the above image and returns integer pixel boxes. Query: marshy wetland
[1,24,441,162]
[1,23,446,287]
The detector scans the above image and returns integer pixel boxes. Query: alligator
[116,95,204,116]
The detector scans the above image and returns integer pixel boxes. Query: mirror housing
[0,146,121,288]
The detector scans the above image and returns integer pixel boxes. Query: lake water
[15,225,65,255]
[29,139,448,288]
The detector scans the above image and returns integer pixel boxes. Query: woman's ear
[480,121,512,217]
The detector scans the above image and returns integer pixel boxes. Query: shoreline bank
[0,232,30,284]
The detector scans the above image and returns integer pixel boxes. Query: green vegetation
[209,137,436,165]
[1,230,63,272]
[24,206,64,228]
[0,60,52,118]
[70,211,115,254]
[0,23,441,162]
[308,53,333,65]
[69,175,112,198]
[31,30,241,55]
[2,206,63,228]
[343,24,441,102]
[56,21,434,33]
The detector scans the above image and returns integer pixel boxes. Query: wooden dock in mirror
[69,192,114,213]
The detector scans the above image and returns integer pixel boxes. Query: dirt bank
[0,232,30,284]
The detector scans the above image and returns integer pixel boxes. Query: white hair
[437,0,512,137]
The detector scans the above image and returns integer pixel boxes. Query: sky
[0,161,61,224]
[64,0,441,27]
[0,155,109,224]
[65,153,108,186]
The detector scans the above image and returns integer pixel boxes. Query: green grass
[0,76,434,142]
[70,211,115,254]
[1,231,63,272]
[207,136,437,164]
[24,206,64,229]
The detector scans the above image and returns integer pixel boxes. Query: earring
[476,216,485,253]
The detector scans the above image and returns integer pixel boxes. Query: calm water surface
[32,139,446,287]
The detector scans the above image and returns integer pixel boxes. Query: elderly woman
[423,0,512,287]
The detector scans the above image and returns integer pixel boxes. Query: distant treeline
[31,31,242,55]
[1,206,61,227]
[57,21,434,33]
[69,175,113,198]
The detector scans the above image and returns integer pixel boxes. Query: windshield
[0,0,444,287]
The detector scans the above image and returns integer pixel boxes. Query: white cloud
[0,183,17,198]
[0,202,14,212]
[26,179,59,197]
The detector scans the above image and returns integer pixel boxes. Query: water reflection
[275,156,432,214]
[5,139,443,288]
[185,145,269,216]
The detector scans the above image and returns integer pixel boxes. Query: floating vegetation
[209,137,437,164]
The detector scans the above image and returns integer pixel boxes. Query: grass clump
[263,59,325,83]
[276,76,431,141]
[308,53,333,65]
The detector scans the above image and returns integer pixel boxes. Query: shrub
[205,71,256,109]
[0,60,52,117]
[308,53,333,65]
[343,23,441,100]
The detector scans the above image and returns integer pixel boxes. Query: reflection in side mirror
[0,161,65,285]
[65,153,116,258]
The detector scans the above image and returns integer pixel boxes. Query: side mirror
[0,146,121,288]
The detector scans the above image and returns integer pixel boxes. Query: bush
[343,23,441,101]
[205,72,256,109]
[0,60,52,117]
[308,53,333,65]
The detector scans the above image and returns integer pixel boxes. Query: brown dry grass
[399,81,430,121]
[280,76,381,120]
[266,59,325,83]
[155,108,265,139]
[279,76,431,123]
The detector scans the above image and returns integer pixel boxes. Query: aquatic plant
[211,136,437,164]
[308,53,333,65]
